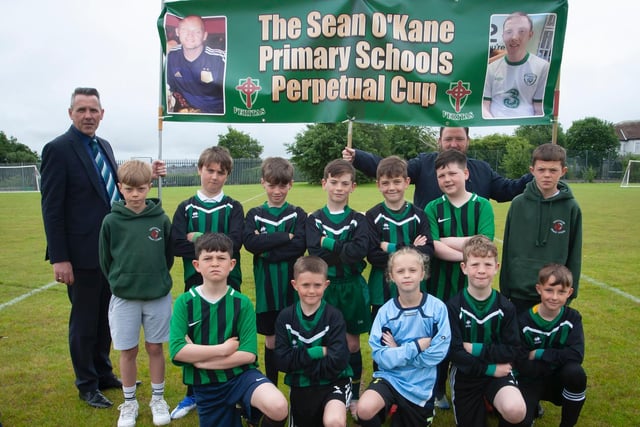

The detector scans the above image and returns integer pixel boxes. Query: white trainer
[117,400,139,427]
[150,397,171,426]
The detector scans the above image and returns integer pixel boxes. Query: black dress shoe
[79,390,113,408]
[98,375,122,390]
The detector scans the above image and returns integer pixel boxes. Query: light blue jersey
[369,292,451,406]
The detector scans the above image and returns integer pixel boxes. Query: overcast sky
[1,1,637,160]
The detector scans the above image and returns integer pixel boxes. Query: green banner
[158,0,568,126]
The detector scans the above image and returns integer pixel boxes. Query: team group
[41,89,584,427]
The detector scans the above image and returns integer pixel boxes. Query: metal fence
[4,150,632,188]
[466,150,626,181]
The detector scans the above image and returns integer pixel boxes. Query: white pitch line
[581,274,640,304]
[494,238,639,304]
[0,192,268,313]
[0,282,58,312]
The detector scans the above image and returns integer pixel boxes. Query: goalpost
[620,160,640,188]
[0,165,41,192]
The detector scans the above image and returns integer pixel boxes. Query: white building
[615,121,640,155]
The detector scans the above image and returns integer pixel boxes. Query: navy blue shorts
[193,369,270,427]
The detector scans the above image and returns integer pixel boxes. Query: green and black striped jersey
[517,305,584,378]
[275,300,352,388]
[306,206,370,280]
[425,193,494,301]
[171,194,244,289]
[366,201,434,304]
[243,202,307,313]
[447,288,522,378]
[169,286,258,386]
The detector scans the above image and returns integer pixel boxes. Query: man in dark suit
[40,87,164,408]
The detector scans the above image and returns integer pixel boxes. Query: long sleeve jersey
[171,194,244,289]
[517,305,584,379]
[447,288,525,378]
[275,301,352,388]
[243,202,307,313]
[370,293,451,407]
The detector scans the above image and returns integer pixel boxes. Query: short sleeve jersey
[483,53,550,117]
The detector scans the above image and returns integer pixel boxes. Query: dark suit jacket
[41,126,118,269]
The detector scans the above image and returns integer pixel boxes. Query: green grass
[0,183,639,426]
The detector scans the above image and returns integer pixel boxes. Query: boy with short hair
[274,256,353,427]
[170,146,244,418]
[243,157,307,385]
[169,233,288,427]
[447,236,526,427]
[424,150,495,408]
[517,264,586,427]
[500,143,582,314]
[305,159,372,418]
[366,155,434,319]
[99,160,174,427]
[357,247,450,427]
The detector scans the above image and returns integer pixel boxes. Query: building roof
[615,121,640,141]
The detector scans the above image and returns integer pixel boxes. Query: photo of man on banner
[482,12,556,119]
[165,14,227,115]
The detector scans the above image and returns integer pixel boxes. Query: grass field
[0,182,639,426]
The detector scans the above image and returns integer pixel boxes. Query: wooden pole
[347,119,353,149]
[552,72,560,144]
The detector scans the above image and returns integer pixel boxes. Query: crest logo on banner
[236,77,262,109]
[446,80,472,113]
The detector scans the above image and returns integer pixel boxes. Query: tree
[385,125,437,160]
[286,122,388,184]
[566,118,619,167]
[501,137,534,178]
[217,126,263,159]
[0,131,39,163]
[468,133,512,173]
[515,124,566,147]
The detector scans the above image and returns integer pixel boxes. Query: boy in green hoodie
[99,160,174,427]
[500,143,582,314]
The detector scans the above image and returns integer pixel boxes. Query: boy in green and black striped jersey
[447,236,526,426]
[516,264,586,427]
[169,233,287,427]
[366,155,434,320]
[169,146,244,419]
[275,256,353,427]
[306,159,372,419]
[424,150,495,408]
[243,157,307,386]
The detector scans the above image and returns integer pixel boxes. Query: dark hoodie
[500,180,582,301]
[99,198,173,300]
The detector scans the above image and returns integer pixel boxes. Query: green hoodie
[499,180,582,301]
[99,198,173,300]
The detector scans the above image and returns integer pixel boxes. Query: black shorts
[256,310,279,336]
[289,378,351,427]
[450,366,520,426]
[364,377,435,427]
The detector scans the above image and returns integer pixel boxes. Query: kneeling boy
[447,236,526,426]
[169,233,288,427]
[275,256,353,427]
[517,264,586,427]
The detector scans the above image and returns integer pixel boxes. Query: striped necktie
[90,138,119,205]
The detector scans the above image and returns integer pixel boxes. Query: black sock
[264,346,278,385]
[350,350,363,400]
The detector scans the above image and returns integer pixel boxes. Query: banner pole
[157,0,165,199]
[552,71,561,145]
[347,118,354,149]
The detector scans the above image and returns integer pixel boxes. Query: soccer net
[620,160,640,187]
[0,165,41,192]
